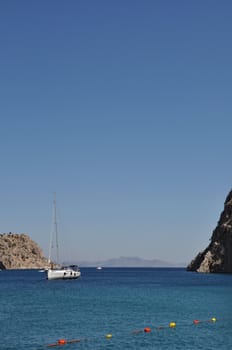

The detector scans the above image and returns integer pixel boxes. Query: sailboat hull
[47,266,81,280]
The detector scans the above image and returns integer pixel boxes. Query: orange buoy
[144,327,151,333]
[47,338,80,347]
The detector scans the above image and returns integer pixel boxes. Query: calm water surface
[0,268,232,350]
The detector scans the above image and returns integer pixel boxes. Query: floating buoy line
[45,317,217,347]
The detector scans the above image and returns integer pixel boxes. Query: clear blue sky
[1,1,232,264]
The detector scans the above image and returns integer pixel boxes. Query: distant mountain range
[65,256,187,268]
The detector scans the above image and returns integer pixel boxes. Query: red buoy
[193,320,200,324]
[58,339,67,345]
[144,327,151,333]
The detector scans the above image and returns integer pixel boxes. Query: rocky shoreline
[0,233,48,269]
[187,189,232,273]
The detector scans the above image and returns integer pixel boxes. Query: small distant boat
[96,266,103,270]
[46,193,81,280]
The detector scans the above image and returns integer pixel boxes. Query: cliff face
[187,190,232,273]
[0,233,48,269]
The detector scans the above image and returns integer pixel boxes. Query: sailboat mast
[48,192,59,265]
[53,192,59,264]
[48,197,53,265]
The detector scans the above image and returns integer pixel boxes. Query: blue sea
[0,268,232,350]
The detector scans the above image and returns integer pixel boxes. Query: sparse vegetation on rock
[0,233,48,269]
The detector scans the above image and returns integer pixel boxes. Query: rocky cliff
[0,233,48,269]
[187,189,232,273]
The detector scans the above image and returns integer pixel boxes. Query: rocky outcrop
[0,261,5,269]
[0,233,48,269]
[187,190,232,273]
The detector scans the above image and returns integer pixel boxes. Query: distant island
[65,256,186,268]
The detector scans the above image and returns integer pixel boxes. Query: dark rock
[0,261,6,269]
[187,190,232,273]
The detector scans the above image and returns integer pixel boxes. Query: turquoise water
[0,268,232,350]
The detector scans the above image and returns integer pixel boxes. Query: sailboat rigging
[46,193,81,280]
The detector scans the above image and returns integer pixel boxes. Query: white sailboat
[46,193,81,280]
